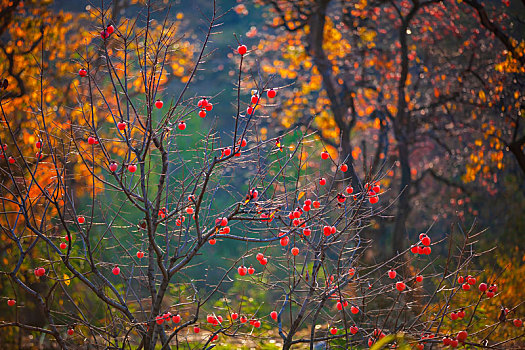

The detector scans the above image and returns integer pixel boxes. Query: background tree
[252,0,524,256]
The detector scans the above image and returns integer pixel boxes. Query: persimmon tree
[1,1,524,350]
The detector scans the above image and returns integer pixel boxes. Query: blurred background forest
[0,0,524,347]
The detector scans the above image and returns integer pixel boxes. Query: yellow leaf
[298,191,305,201]
[64,274,70,286]
[479,90,486,102]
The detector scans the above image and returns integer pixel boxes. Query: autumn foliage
[0,0,524,349]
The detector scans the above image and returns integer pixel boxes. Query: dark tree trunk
[390,7,419,256]
[341,133,362,190]
[306,0,361,191]
[392,141,411,255]
[509,138,525,176]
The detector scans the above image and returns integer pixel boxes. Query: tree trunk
[306,0,361,191]
[509,139,525,176]
[341,133,362,190]
[392,140,411,255]
[391,10,417,257]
